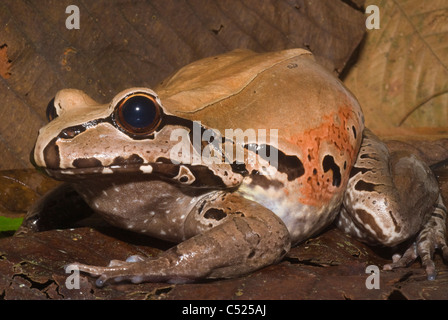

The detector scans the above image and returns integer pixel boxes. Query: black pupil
[121,96,157,129]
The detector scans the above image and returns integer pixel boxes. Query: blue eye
[116,93,161,135]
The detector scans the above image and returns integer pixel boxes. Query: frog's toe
[67,256,179,287]
[68,261,143,287]
[383,242,417,271]
[107,259,127,267]
[67,262,112,277]
[126,254,146,263]
[383,238,443,280]
[105,255,146,267]
[416,233,440,281]
[416,199,448,280]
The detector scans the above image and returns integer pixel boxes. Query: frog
[21,48,447,286]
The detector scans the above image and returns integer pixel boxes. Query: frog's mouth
[42,162,173,179]
[29,144,181,181]
[40,162,231,189]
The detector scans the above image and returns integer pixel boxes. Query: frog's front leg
[337,128,448,279]
[16,183,93,235]
[69,192,291,286]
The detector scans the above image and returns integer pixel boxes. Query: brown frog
[23,49,447,286]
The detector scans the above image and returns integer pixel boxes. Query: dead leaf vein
[392,0,448,72]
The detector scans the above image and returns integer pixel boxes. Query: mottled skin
[19,49,447,285]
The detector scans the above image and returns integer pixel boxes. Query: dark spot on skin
[248,250,256,258]
[231,162,249,175]
[245,144,305,181]
[42,137,60,169]
[356,209,386,240]
[432,213,445,220]
[204,208,227,221]
[349,166,370,178]
[322,155,341,187]
[249,170,284,189]
[188,166,228,188]
[111,154,144,166]
[435,203,448,214]
[235,211,245,217]
[149,162,228,188]
[352,126,357,139]
[388,210,401,232]
[360,153,381,161]
[277,153,305,181]
[150,162,181,177]
[72,157,102,168]
[354,180,377,192]
[155,157,172,164]
[197,200,207,215]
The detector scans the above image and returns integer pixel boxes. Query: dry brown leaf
[0,44,11,79]
[0,169,61,219]
[344,0,448,132]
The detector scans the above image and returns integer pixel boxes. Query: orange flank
[285,106,360,207]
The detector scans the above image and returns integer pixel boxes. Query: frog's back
[156,49,364,243]
[156,49,363,143]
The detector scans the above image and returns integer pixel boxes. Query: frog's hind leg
[336,128,448,279]
[68,192,291,286]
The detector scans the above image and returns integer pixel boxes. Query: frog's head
[32,88,243,188]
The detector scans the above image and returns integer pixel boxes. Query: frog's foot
[383,196,448,280]
[67,255,188,287]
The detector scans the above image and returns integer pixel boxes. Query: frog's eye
[115,93,162,135]
[46,98,58,122]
